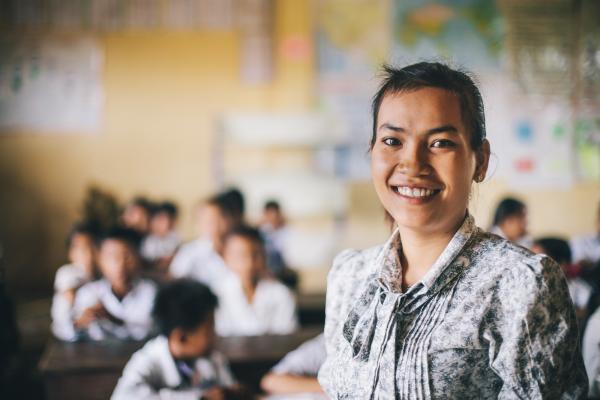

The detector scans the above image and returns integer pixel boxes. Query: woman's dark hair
[152,279,218,336]
[371,62,486,151]
[492,197,526,226]
[533,237,572,265]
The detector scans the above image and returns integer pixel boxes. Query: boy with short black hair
[112,279,240,400]
[51,222,99,340]
[71,226,156,341]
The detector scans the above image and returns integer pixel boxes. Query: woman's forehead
[377,87,464,131]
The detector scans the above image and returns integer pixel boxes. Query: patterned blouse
[318,214,588,399]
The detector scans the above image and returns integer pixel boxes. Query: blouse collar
[377,212,477,296]
[342,212,478,362]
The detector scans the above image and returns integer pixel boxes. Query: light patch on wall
[0,36,103,134]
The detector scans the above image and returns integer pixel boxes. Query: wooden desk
[39,327,322,400]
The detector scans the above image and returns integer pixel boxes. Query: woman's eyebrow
[426,124,458,135]
[378,123,405,132]
[378,123,458,135]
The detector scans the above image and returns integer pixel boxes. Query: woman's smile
[389,184,442,203]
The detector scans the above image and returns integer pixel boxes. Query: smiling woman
[318,62,588,399]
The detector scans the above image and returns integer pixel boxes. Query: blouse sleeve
[487,256,588,399]
[318,249,360,396]
[322,250,358,354]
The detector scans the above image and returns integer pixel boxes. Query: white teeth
[395,186,436,198]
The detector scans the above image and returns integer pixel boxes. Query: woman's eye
[431,139,456,148]
[382,137,400,146]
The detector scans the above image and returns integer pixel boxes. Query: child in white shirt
[141,201,182,272]
[112,279,247,400]
[72,227,157,341]
[214,226,298,336]
[51,223,98,341]
[170,195,238,289]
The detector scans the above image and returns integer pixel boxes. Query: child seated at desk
[260,333,325,398]
[51,222,98,341]
[214,226,298,336]
[71,227,157,341]
[141,201,182,272]
[112,279,243,400]
[170,194,237,289]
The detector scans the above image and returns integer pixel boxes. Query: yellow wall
[0,0,314,295]
[0,0,598,297]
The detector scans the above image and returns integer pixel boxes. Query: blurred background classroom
[0,0,599,399]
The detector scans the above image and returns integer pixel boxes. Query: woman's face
[371,87,489,235]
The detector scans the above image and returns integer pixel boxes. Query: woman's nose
[397,143,428,176]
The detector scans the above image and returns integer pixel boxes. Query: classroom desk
[39,326,322,400]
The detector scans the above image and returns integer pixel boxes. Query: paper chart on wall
[0,36,103,134]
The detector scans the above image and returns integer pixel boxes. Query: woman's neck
[398,219,463,289]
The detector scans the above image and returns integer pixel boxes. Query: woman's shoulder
[328,244,384,285]
[327,245,383,292]
[470,231,565,294]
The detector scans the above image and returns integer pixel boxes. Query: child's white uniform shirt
[214,276,298,336]
[141,231,182,261]
[571,233,600,264]
[73,278,157,340]
[51,263,92,341]
[169,239,233,289]
[111,335,235,400]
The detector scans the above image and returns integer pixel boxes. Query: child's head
[492,197,528,242]
[221,188,245,227]
[97,227,143,291]
[195,195,236,243]
[121,197,152,234]
[66,222,99,273]
[153,279,218,359]
[150,201,178,236]
[223,226,266,282]
[532,237,572,267]
[263,200,284,229]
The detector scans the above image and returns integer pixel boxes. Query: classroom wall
[0,0,598,297]
[0,0,314,296]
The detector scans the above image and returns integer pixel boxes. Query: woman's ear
[474,139,491,182]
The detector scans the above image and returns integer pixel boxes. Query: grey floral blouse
[318,214,588,399]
